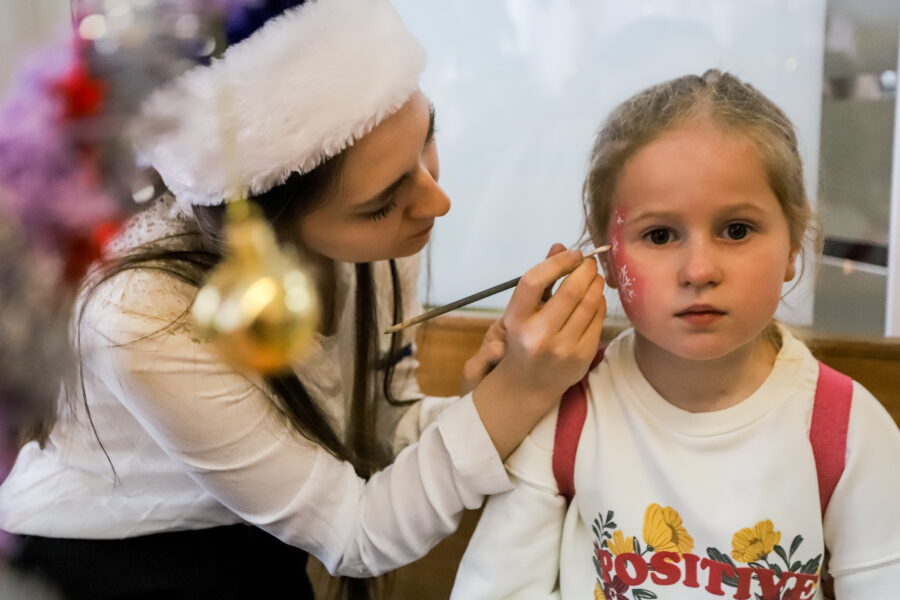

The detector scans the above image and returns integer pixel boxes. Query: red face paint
[610,207,643,317]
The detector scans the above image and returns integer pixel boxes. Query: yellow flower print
[731,519,782,563]
[594,581,606,600]
[606,530,635,556]
[642,503,694,554]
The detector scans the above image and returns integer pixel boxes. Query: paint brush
[383,245,611,334]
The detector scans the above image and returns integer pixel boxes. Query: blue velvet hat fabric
[225,0,309,46]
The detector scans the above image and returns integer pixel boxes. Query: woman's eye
[366,197,397,222]
[647,228,671,245]
[725,223,750,240]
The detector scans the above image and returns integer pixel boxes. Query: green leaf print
[789,535,803,558]
[800,554,822,575]
[774,544,789,566]
[632,589,658,599]
[706,547,739,588]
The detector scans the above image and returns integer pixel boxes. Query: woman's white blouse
[0,197,512,577]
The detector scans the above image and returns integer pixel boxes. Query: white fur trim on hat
[133,0,426,211]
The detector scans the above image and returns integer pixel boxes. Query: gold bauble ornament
[192,200,319,374]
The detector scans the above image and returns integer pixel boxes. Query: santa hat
[134,0,426,212]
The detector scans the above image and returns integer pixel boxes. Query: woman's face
[298,90,450,263]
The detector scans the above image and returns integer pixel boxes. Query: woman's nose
[678,239,722,288]
[407,166,451,219]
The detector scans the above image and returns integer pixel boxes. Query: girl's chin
[637,332,743,363]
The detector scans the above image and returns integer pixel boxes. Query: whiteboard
[395,0,827,325]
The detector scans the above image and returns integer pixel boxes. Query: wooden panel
[805,335,900,425]
[414,316,900,425]
[311,316,900,598]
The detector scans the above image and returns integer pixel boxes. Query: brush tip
[584,245,612,257]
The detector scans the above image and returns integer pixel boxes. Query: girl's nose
[407,166,451,219]
[678,239,722,288]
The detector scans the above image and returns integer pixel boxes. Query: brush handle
[383,245,610,334]
[383,277,520,334]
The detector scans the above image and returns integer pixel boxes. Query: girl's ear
[601,252,619,289]
[784,246,800,282]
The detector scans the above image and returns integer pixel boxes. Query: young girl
[0,1,606,598]
[451,70,900,599]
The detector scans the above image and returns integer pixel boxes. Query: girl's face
[603,119,799,362]
[298,90,449,263]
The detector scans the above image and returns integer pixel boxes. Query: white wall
[887,15,900,336]
[396,0,828,325]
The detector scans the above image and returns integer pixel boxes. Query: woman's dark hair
[31,153,416,600]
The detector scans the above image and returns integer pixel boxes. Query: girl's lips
[677,311,725,326]
[675,304,724,315]
[675,305,727,326]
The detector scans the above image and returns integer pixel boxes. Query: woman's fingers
[504,247,582,325]
[558,273,605,344]
[577,283,607,349]
[546,243,567,258]
[532,256,599,335]
[460,339,507,395]
[542,243,568,301]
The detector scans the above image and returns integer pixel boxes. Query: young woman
[0,1,606,598]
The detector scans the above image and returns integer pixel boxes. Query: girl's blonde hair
[582,69,820,259]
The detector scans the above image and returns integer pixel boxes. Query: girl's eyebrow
[629,202,768,223]
[628,209,678,224]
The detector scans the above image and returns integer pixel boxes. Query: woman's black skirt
[10,523,314,600]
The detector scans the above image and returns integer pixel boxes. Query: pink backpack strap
[810,361,854,516]
[552,347,605,503]
[552,354,852,513]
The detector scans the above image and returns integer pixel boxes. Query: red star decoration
[53,60,107,120]
[61,219,124,285]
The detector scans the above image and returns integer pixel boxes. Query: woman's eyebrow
[357,178,406,212]
[425,101,436,145]
[356,102,435,212]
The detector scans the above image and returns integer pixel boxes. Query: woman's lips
[411,223,433,238]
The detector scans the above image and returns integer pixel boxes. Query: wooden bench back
[416,316,900,425]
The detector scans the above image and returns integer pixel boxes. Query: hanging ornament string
[191,72,320,374]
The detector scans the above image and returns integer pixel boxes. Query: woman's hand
[460,318,506,396]
[471,243,606,459]
[459,244,571,396]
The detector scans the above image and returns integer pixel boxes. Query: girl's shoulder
[845,378,899,441]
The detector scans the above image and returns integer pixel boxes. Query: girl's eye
[647,228,671,245]
[725,223,750,240]
[366,197,397,222]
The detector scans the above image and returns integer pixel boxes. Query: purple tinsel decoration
[0,0,281,499]
[0,44,119,250]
